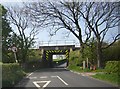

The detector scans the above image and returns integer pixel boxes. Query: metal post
[83,61,86,69]
[14,52,18,63]
[12,46,18,63]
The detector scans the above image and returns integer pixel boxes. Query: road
[15,65,118,89]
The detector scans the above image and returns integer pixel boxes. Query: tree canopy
[24,1,120,68]
[1,4,13,62]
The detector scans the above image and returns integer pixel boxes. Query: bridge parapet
[38,40,80,47]
[39,45,75,50]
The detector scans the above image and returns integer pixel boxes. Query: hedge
[2,63,26,87]
[105,61,120,74]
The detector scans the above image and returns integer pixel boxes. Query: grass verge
[68,65,119,85]
[68,65,91,72]
[92,73,120,85]
[2,63,26,87]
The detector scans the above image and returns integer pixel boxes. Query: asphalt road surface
[15,64,118,89]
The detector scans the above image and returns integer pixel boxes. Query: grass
[68,65,106,72]
[91,69,105,72]
[92,73,120,85]
[68,65,92,72]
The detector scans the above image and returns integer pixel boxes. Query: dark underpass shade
[40,45,74,68]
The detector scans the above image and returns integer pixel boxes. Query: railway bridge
[39,45,79,67]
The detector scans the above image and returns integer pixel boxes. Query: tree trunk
[80,43,84,57]
[79,43,86,69]
[97,42,102,68]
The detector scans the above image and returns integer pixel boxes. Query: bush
[103,41,120,61]
[68,65,82,72]
[105,61,120,74]
[69,50,81,66]
[2,63,26,87]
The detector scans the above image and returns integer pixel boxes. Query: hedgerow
[105,61,120,74]
[2,63,26,87]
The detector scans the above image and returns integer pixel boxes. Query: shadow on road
[36,67,69,73]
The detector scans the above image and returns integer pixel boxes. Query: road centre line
[51,76,68,86]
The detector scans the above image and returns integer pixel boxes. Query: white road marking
[33,81,51,88]
[29,77,37,79]
[40,76,48,78]
[33,81,40,88]
[26,73,33,78]
[51,76,57,78]
[51,76,68,86]
[57,76,68,86]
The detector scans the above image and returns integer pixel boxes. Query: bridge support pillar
[70,48,73,52]
[48,54,53,68]
[41,50,49,68]
[41,49,44,55]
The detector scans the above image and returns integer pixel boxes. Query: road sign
[12,46,17,53]
[12,46,18,63]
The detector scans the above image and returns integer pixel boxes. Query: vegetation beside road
[68,61,120,85]
[68,43,120,85]
[68,65,92,72]
[2,63,26,87]
[92,61,120,85]
[92,73,120,85]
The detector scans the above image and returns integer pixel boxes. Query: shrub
[2,63,26,87]
[69,50,81,66]
[105,61,120,74]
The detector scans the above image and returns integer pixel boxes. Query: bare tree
[24,1,92,56]
[78,2,120,68]
[7,6,39,66]
[25,1,120,68]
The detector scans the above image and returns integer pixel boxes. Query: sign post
[12,46,18,63]
[83,61,86,69]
